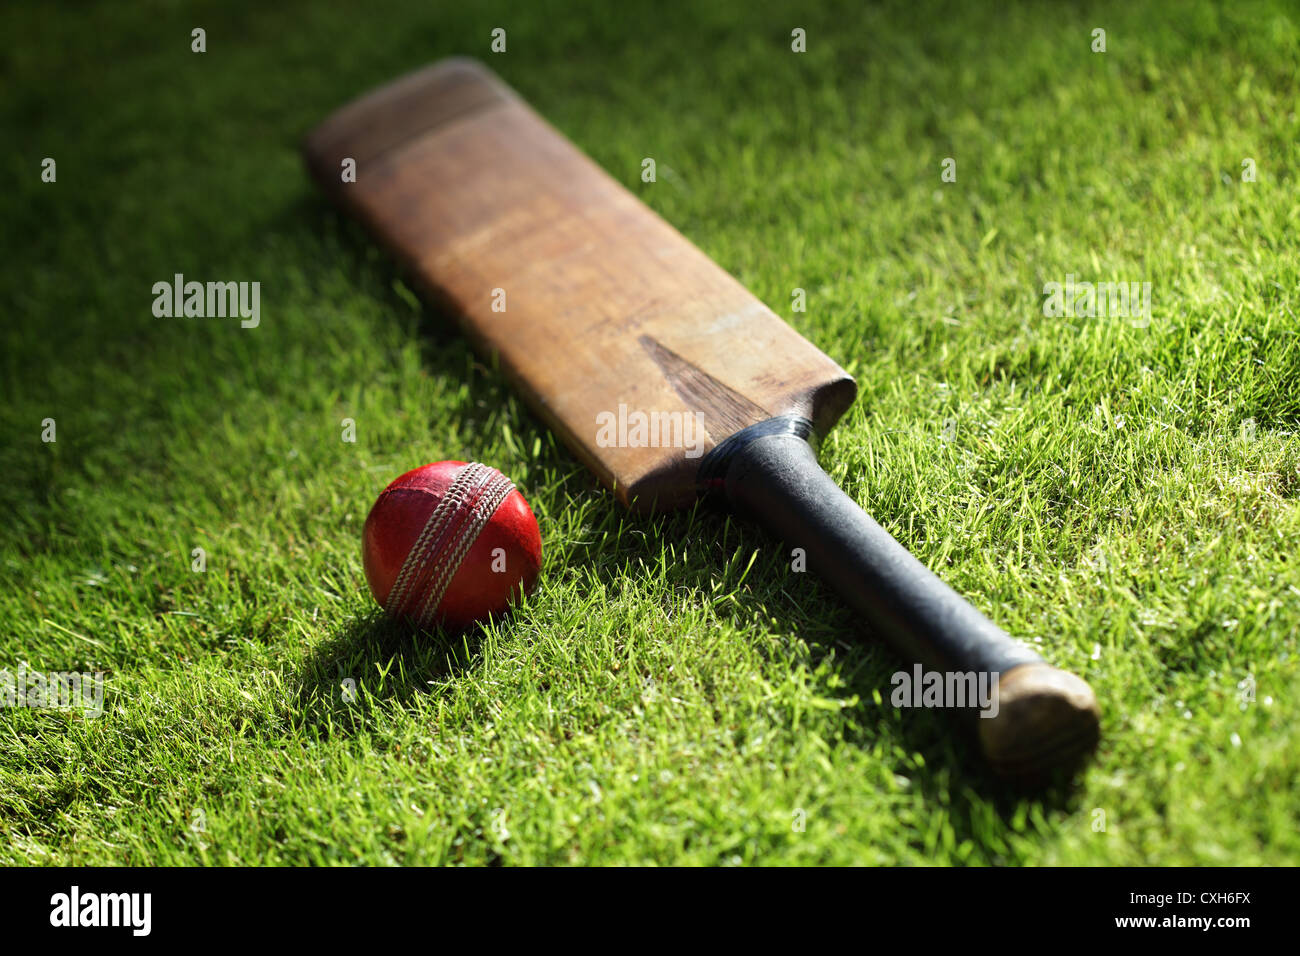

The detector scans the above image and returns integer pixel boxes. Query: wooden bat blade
[304,59,855,509]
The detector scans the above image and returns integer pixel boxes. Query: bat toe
[978,663,1101,785]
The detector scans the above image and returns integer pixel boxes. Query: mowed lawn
[1,0,1297,865]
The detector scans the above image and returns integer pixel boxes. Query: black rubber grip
[700,417,1041,677]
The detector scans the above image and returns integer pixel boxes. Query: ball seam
[414,468,517,628]
[384,462,488,616]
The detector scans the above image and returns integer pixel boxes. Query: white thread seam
[385,463,484,614]
[385,463,488,616]
[414,470,516,628]
[388,463,490,615]
[414,469,517,628]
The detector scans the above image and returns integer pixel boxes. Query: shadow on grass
[294,193,1092,827]
[293,608,497,737]
[563,499,1094,816]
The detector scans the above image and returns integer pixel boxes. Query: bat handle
[699,417,1100,782]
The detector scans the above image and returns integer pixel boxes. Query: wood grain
[304,58,856,510]
[978,663,1102,783]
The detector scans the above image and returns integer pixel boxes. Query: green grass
[2,0,1298,865]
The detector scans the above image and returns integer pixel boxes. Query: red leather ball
[362,461,542,630]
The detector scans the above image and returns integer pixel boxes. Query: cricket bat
[304,58,1099,781]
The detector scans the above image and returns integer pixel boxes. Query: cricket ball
[362,461,542,630]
